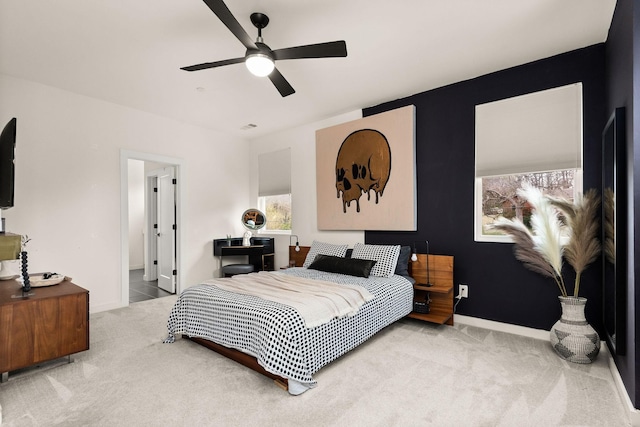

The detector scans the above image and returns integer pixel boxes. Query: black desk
[213,237,275,272]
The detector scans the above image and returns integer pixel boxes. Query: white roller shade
[258,148,291,196]
[475,83,583,177]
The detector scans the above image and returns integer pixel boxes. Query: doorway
[144,166,176,294]
[120,150,184,308]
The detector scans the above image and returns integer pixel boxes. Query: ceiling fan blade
[268,68,295,97]
[202,0,257,50]
[272,40,347,61]
[181,57,245,72]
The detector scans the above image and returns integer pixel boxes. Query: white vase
[550,296,600,363]
[0,259,19,280]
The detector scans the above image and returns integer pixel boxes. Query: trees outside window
[478,169,579,239]
[259,194,291,231]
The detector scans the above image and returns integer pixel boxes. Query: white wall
[249,110,365,266]
[0,74,250,312]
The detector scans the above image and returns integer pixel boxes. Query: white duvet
[204,271,374,328]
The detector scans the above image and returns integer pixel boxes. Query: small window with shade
[474,83,583,242]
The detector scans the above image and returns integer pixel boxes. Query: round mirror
[242,209,266,230]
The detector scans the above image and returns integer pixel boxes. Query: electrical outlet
[459,284,469,299]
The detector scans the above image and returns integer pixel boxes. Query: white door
[157,167,176,293]
[143,175,158,282]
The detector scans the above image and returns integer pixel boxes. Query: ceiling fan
[181,0,348,97]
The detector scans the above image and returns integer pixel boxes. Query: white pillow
[303,241,349,268]
[351,243,401,277]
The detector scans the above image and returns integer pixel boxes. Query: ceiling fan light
[246,54,274,77]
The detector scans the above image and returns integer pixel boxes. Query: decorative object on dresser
[28,273,66,287]
[19,235,31,292]
[0,259,19,280]
[0,277,89,382]
[20,250,29,292]
[0,233,20,260]
[491,183,601,363]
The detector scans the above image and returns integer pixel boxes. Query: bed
[164,242,418,395]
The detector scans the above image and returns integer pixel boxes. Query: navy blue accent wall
[364,45,606,333]
[605,0,639,410]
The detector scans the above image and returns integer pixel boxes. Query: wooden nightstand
[288,245,310,268]
[407,254,454,325]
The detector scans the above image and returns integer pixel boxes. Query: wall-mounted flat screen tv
[0,118,16,210]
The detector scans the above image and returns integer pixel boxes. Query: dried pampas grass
[492,217,567,296]
[518,184,566,282]
[548,189,601,296]
[491,183,601,298]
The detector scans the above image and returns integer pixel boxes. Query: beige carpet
[0,295,630,426]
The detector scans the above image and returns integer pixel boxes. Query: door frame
[120,150,185,308]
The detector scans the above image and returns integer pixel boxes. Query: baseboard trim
[455,314,639,426]
[90,300,127,314]
[455,314,550,341]
[604,345,640,426]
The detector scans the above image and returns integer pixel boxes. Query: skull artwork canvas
[316,105,416,230]
[335,129,391,213]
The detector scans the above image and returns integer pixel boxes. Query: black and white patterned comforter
[165,268,413,392]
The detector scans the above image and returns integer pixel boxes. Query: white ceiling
[0,0,616,140]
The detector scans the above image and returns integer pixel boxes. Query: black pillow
[308,254,377,278]
[394,245,411,277]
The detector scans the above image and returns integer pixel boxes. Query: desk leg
[1,371,7,383]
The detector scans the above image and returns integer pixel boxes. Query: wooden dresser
[0,278,89,381]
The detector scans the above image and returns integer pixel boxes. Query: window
[477,170,582,240]
[258,194,291,231]
[474,83,583,242]
[258,148,291,233]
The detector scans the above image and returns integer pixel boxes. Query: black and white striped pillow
[351,243,401,278]
[303,241,349,268]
